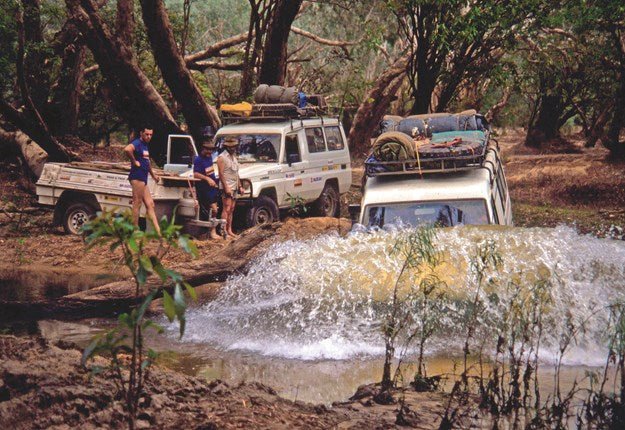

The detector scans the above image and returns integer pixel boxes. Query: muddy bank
[0,335,463,429]
[0,218,351,320]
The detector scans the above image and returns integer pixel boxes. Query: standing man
[124,125,161,236]
[193,137,221,239]
[217,136,244,238]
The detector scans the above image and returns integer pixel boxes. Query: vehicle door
[301,126,329,201]
[281,131,309,205]
[164,135,198,175]
[323,125,351,194]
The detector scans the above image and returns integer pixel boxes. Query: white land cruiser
[214,115,352,227]
[351,123,512,228]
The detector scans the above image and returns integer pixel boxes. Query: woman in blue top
[124,125,161,235]
[193,139,221,239]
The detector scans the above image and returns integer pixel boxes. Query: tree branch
[184,31,249,64]
[291,26,357,49]
[187,61,244,71]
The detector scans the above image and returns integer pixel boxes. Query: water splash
[174,225,625,363]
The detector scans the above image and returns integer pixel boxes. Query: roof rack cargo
[220,103,329,125]
[365,133,498,177]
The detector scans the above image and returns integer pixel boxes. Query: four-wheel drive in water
[215,107,352,227]
[350,111,512,228]
[35,134,224,235]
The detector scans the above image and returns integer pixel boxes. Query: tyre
[245,195,279,228]
[312,183,340,217]
[63,202,96,235]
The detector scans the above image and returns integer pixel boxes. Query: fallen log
[0,126,48,178]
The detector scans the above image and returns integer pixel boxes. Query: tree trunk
[138,0,220,139]
[116,0,135,44]
[347,54,409,155]
[0,100,74,162]
[258,0,303,86]
[67,0,180,158]
[525,93,565,148]
[50,41,86,136]
[21,0,50,113]
[409,61,438,115]
[604,66,625,157]
[0,126,48,178]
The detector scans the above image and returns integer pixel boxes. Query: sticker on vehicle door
[285,173,295,178]
[311,176,322,183]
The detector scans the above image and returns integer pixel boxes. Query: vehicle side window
[305,127,326,153]
[490,195,500,224]
[492,182,504,224]
[169,136,195,165]
[284,133,301,163]
[325,126,344,151]
[496,164,508,203]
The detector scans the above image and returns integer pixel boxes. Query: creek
[13,225,625,404]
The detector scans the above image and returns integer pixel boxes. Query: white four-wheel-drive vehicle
[36,110,353,234]
[214,113,352,227]
[350,112,512,228]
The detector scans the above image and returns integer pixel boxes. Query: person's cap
[223,136,239,147]
[201,140,216,150]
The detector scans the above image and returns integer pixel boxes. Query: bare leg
[142,185,161,236]
[227,199,237,237]
[130,180,145,227]
[221,196,235,237]
[209,202,220,239]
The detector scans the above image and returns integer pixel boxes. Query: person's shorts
[128,169,148,184]
[196,185,220,205]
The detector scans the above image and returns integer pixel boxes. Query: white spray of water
[175,226,625,364]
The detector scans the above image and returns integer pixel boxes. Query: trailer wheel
[63,202,96,235]
[245,195,279,228]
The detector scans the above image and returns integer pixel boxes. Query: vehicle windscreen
[365,200,489,228]
[215,134,280,162]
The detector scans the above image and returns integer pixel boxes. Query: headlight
[240,179,252,196]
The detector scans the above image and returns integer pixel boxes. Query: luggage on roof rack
[221,85,329,124]
[221,103,327,124]
[365,129,492,177]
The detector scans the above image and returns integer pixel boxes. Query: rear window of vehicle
[305,127,326,153]
[365,199,489,228]
[325,126,344,151]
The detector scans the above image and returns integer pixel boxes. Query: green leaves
[162,283,193,338]
[81,208,199,405]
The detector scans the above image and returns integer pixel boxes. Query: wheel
[245,195,279,228]
[312,183,340,217]
[63,202,96,235]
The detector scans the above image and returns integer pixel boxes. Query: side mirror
[348,204,361,224]
[287,153,300,166]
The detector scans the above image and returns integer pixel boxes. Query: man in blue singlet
[124,125,161,235]
[193,137,221,239]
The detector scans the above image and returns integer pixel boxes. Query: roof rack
[221,103,328,125]
[365,137,497,177]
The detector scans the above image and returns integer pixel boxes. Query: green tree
[388,0,550,114]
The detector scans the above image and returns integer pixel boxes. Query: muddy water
[0,264,119,302]
[34,225,625,404]
[37,318,604,405]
